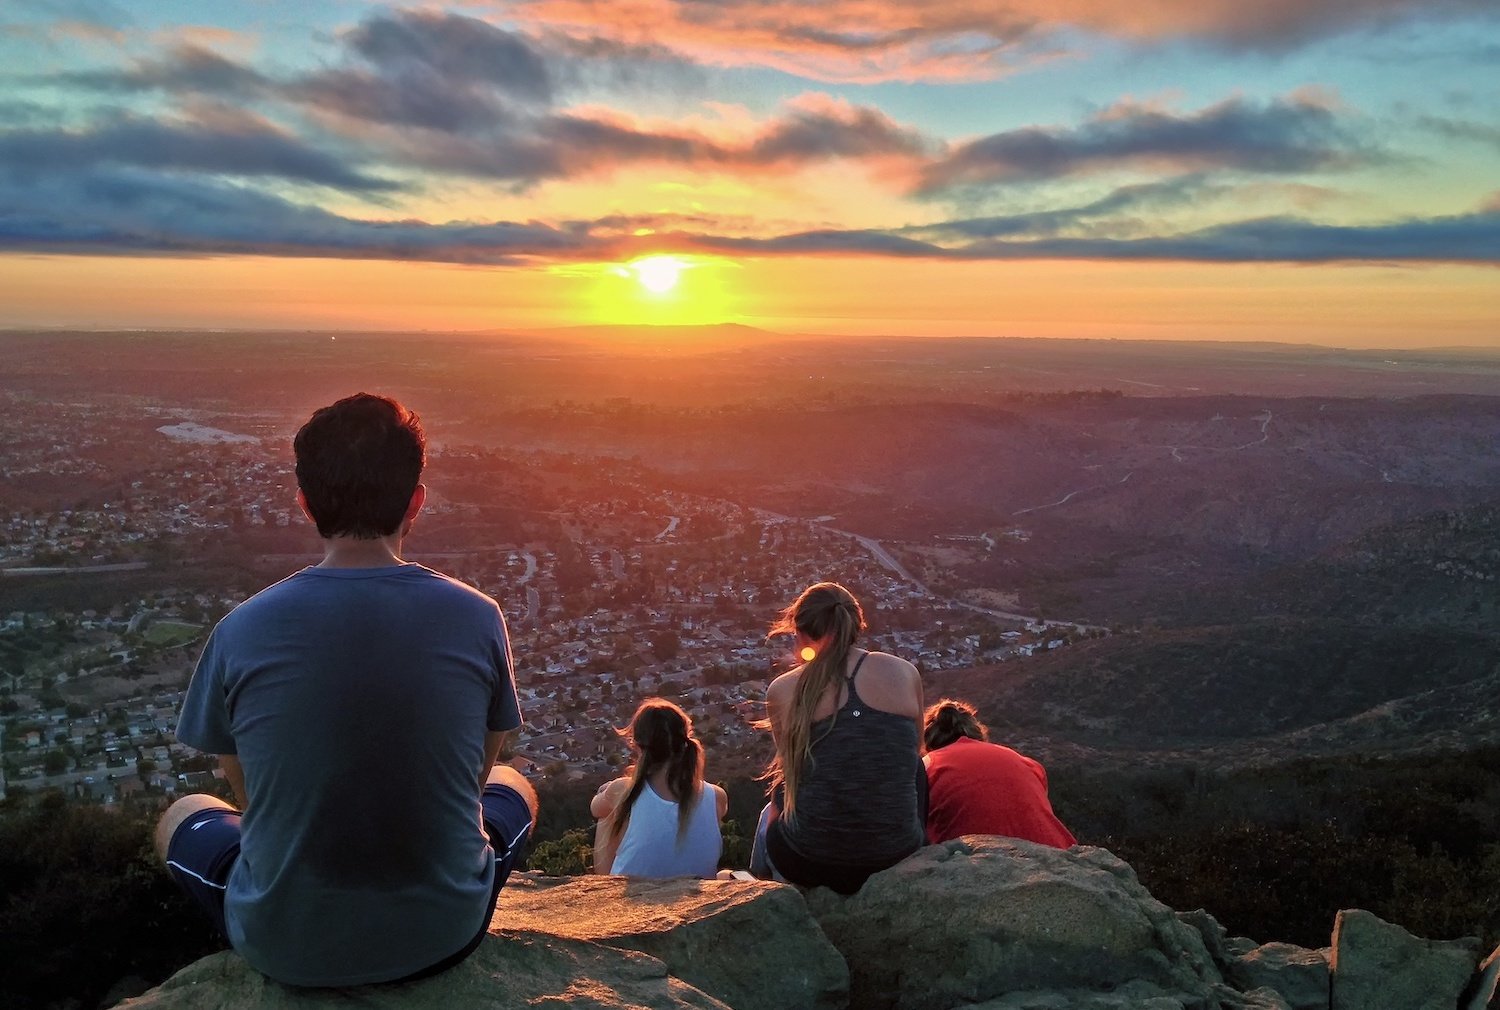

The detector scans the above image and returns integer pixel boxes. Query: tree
[526,828,593,875]
[43,750,69,775]
[651,630,681,662]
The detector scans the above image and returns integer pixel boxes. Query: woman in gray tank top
[751,582,926,893]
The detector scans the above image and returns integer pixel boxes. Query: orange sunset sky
[1,1,1497,346]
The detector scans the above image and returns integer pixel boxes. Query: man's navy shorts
[165,782,534,979]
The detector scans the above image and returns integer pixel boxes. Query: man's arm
[480,728,517,790]
[218,754,248,810]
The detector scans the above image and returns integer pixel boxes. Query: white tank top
[609,782,722,878]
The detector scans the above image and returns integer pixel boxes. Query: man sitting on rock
[155,392,536,987]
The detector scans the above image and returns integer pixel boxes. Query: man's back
[177,562,520,985]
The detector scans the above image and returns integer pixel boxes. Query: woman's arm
[590,776,629,819]
[711,783,729,820]
[590,777,631,875]
[909,660,925,724]
[765,671,796,751]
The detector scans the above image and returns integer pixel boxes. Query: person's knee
[486,763,539,825]
[154,793,235,865]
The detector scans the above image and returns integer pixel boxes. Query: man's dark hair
[293,393,426,539]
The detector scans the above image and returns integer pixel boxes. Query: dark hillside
[1173,504,1500,630]
[968,622,1500,747]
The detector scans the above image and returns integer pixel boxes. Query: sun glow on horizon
[568,254,741,328]
[630,255,685,294]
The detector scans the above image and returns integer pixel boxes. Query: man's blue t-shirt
[177,563,522,986]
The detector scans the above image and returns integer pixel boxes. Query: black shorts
[165,782,534,982]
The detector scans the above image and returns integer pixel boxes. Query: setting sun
[632,256,685,295]
[573,254,741,328]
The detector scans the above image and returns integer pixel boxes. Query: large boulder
[804,837,1222,1010]
[492,873,848,1010]
[1330,908,1479,1010]
[115,933,729,1009]
[1225,942,1328,1010]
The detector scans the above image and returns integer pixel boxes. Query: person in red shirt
[922,698,1076,848]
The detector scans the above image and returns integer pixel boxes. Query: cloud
[287,67,519,132]
[909,176,1226,238]
[687,209,1500,264]
[298,88,937,186]
[484,0,1055,84]
[486,0,1497,82]
[343,11,555,104]
[915,95,1369,194]
[1418,115,1500,150]
[743,101,933,164]
[0,114,396,192]
[2,157,1494,266]
[0,169,603,262]
[59,43,269,95]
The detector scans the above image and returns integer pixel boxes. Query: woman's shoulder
[859,649,920,680]
[766,668,801,703]
[853,649,922,717]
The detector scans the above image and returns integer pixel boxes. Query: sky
[0,0,1497,346]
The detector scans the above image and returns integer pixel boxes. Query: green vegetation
[528,828,593,875]
[142,620,204,648]
[1051,747,1500,949]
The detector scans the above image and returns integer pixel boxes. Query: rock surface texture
[804,838,1222,1010]
[116,933,729,1009]
[1330,907,1479,1010]
[1225,941,1329,1010]
[492,873,848,1010]
[118,840,1496,1010]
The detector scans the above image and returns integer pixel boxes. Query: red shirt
[924,737,1076,848]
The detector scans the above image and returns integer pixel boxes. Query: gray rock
[966,978,1195,1009]
[1213,985,1294,1010]
[116,934,729,1009]
[1330,908,1479,1010]
[492,873,848,1010]
[805,837,1221,1010]
[1465,942,1500,1010]
[1176,909,1233,972]
[1225,942,1328,1010]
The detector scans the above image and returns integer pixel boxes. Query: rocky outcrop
[117,932,731,1009]
[803,838,1221,1010]
[1224,941,1329,1010]
[1330,908,1479,1010]
[118,839,1494,1010]
[490,874,847,1010]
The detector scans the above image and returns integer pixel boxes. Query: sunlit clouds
[0,0,1496,342]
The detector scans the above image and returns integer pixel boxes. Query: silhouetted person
[156,393,536,986]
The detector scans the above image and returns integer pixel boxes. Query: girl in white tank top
[590,698,727,878]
